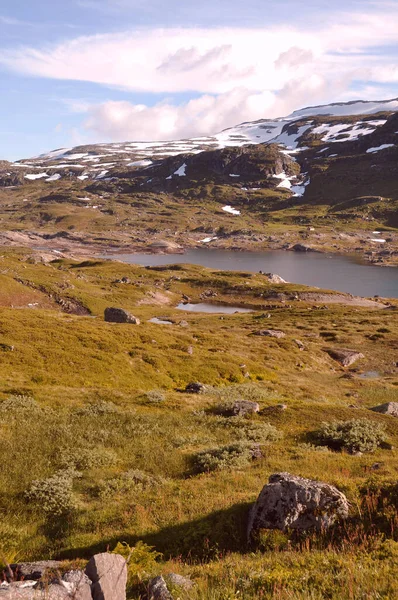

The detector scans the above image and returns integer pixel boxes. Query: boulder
[371,402,398,418]
[325,348,364,367]
[148,576,172,600]
[252,329,286,338]
[247,472,349,539]
[184,382,206,394]
[166,573,194,590]
[263,273,287,284]
[230,400,260,416]
[291,244,315,252]
[62,571,92,600]
[85,553,127,600]
[104,307,140,324]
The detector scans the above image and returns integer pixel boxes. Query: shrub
[95,470,165,499]
[24,470,78,517]
[222,417,282,443]
[145,390,166,404]
[112,541,162,586]
[58,447,118,471]
[0,394,43,415]
[74,401,119,416]
[192,442,259,474]
[313,419,387,454]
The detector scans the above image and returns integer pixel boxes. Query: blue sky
[1,0,398,160]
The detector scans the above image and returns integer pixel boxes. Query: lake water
[104,249,398,298]
[176,303,253,314]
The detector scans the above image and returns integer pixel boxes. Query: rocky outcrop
[325,348,364,367]
[371,402,398,417]
[104,307,140,324]
[1,555,126,600]
[248,472,349,540]
[85,553,127,600]
[8,561,62,581]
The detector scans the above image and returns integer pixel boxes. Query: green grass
[0,249,397,598]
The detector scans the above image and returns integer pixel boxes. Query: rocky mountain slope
[0,98,398,263]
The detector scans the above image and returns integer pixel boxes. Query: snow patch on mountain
[366,144,395,153]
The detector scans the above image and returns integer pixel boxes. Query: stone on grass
[371,402,398,418]
[230,400,260,416]
[263,273,287,284]
[148,576,172,600]
[248,472,349,540]
[166,573,194,589]
[253,329,286,338]
[185,382,206,394]
[104,307,140,324]
[325,348,364,367]
[85,553,127,600]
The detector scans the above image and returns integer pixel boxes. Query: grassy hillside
[1,249,398,598]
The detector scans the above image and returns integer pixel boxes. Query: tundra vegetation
[0,248,397,598]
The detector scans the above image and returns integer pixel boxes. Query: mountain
[0,98,397,263]
[4,97,398,186]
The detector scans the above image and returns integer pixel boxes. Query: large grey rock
[85,553,127,600]
[248,472,349,539]
[371,402,398,417]
[325,348,364,367]
[148,576,172,600]
[104,307,140,324]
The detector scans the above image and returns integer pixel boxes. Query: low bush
[94,469,165,499]
[192,442,260,474]
[222,417,282,443]
[145,390,166,403]
[24,469,79,517]
[313,419,387,454]
[112,541,162,587]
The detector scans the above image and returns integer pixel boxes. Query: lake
[103,249,398,298]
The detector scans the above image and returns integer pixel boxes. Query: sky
[1,0,398,160]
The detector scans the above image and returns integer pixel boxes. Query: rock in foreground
[104,307,140,324]
[248,472,349,539]
[85,553,127,600]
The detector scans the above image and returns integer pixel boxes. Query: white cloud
[1,6,398,143]
[83,88,278,141]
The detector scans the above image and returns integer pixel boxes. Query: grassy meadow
[0,248,398,598]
